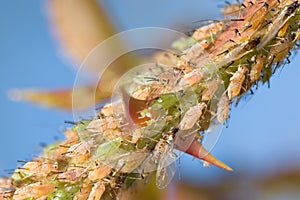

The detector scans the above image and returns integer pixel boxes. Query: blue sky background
[0,0,300,187]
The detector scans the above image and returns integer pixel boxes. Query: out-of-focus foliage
[10,0,141,110]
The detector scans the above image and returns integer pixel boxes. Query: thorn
[185,140,234,172]
[120,87,150,127]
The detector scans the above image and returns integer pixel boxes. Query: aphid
[250,55,266,82]
[178,42,208,69]
[179,103,207,131]
[74,183,92,200]
[57,168,88,183]
[192,21,225,41]
[157,69,182,92]
[269,32,296,63]
[13,182,55,200]
[227,66,248,99]
[214,39,257,68]
[86,116,119,133]
[242,1,269,33]
[0,178,13,199]
[222,3,244,17]
[139,127,180,189]
[0,178,12,189]
[177,68,204,88]
[153,128,178,189]
[257,1,299,50]
[205,1,271,58]
[110,151,149,173]
[202,78,223,101]
[48,184,80,199]
[217,93,230,124]
[153,51,178,67]
[71,120,91,133]
[65,140,94,163]
[95,137,123,159]
[16,159,58,179]
[129,68,181,102]
[88,163,112,181]
[87,182,105,200]
[100,104,115,117]
[172,37,197,51]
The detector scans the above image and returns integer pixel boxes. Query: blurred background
[0,0,300,199]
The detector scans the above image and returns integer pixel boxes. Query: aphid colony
[1,0,299,199]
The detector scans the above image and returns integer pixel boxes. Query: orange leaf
[9,84,110,110]
[47,0,115,65]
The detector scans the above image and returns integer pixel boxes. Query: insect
[95,137,123,159]
[13,159,58,180]
[0,178,13,199]
[202,78,223,101]
[111,151,149,174]
[177,68,204,88]
[13,182,55,200]
[256,0,300,50]
[74,183,92,200]
[214,37,260,69]
[250,54,266,82]
[65,140,94,163]
[192,20,225,42]
[86,116,119,133]
[227,66,248,100]
[204,1,271,59]
[242,1,269,32]
[179,103,207,131]
[87,163,112,181]
[179,42,207,66]
[87,182,106,200]
[47,183,81,199]
[217,93,230,124]
[221,2,245,17]
[138,127,180,189]
[152,127,179,189]
[57,168,88,183]
[269,32,296,63]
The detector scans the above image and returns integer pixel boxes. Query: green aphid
[47,184,80,200]
[11,171,25,181]
[178,88,198,107]
[150,103,164,111]
[140,108,151,118]
[96,137,123,158]
[156,93,178,109]
[11,170,32,184]
[71,120,91,133]
[172,37,197,51]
